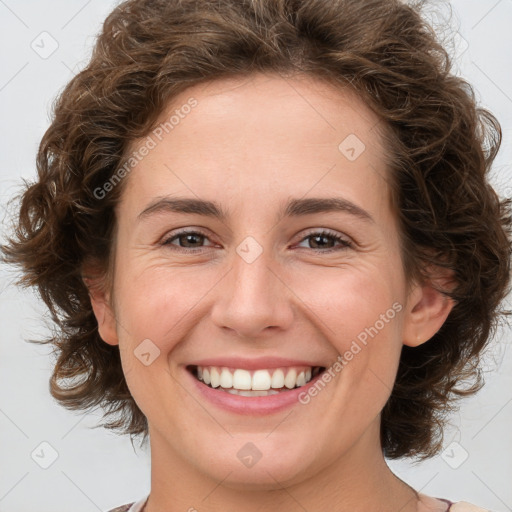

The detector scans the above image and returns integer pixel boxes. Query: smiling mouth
[187,365,327,396]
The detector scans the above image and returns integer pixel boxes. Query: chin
[191,437,321,489]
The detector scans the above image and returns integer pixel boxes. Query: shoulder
[106,495,149,512]
[450,502,490,512]
[418,494,489,512]
[106,505,135,512]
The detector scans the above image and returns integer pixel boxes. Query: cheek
[287,264,405,397]
[114,259,208,340]
[112,265,194,418]
[286,261,403,338]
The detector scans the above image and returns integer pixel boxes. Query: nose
[210,245,294,339]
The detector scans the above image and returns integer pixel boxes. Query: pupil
[182,233,202,247]
[312,235,331,249]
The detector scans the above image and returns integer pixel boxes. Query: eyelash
[160,229,353,253]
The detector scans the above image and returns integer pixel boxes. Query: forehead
[160,72,385,153]
[120,72,391,218]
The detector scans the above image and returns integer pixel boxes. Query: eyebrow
[137,196,374,223]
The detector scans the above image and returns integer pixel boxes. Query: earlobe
[83,275,119,346]
[402,278,455,347]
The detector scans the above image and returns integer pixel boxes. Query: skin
[86,72,454,512]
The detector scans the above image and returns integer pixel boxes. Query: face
[89,72,452,489]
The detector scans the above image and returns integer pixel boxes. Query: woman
[2,0,510,511]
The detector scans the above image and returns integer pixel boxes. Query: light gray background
[0,1,511,511]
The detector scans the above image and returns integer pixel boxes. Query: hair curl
[2,0,511,459]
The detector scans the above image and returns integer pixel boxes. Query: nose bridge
[210,239,293,338]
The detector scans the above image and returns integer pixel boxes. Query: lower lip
[184,367,326,415]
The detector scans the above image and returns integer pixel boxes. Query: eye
[160,228,353,253]
[161,229,215,252]
[296,230,353,252]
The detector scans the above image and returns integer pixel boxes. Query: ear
[402,271,456,347]
[82,268,119,346]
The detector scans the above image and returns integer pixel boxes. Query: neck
[143,419,419,512]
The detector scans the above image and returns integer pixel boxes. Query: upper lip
[185,357,326,370]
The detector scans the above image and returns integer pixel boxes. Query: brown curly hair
[2,0,511,460]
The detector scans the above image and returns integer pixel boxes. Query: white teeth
[194,365,322,391]
[284,368,297,389]
[210,367,220,388]
[271,369,285,388]
[239,390,258,397]
[233,369,252,390]
[233,389,280,396]
[219,368,232,388]
[252,369,272,390]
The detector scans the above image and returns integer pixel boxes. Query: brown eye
[297,230,352,251]
[161,230,214,251]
